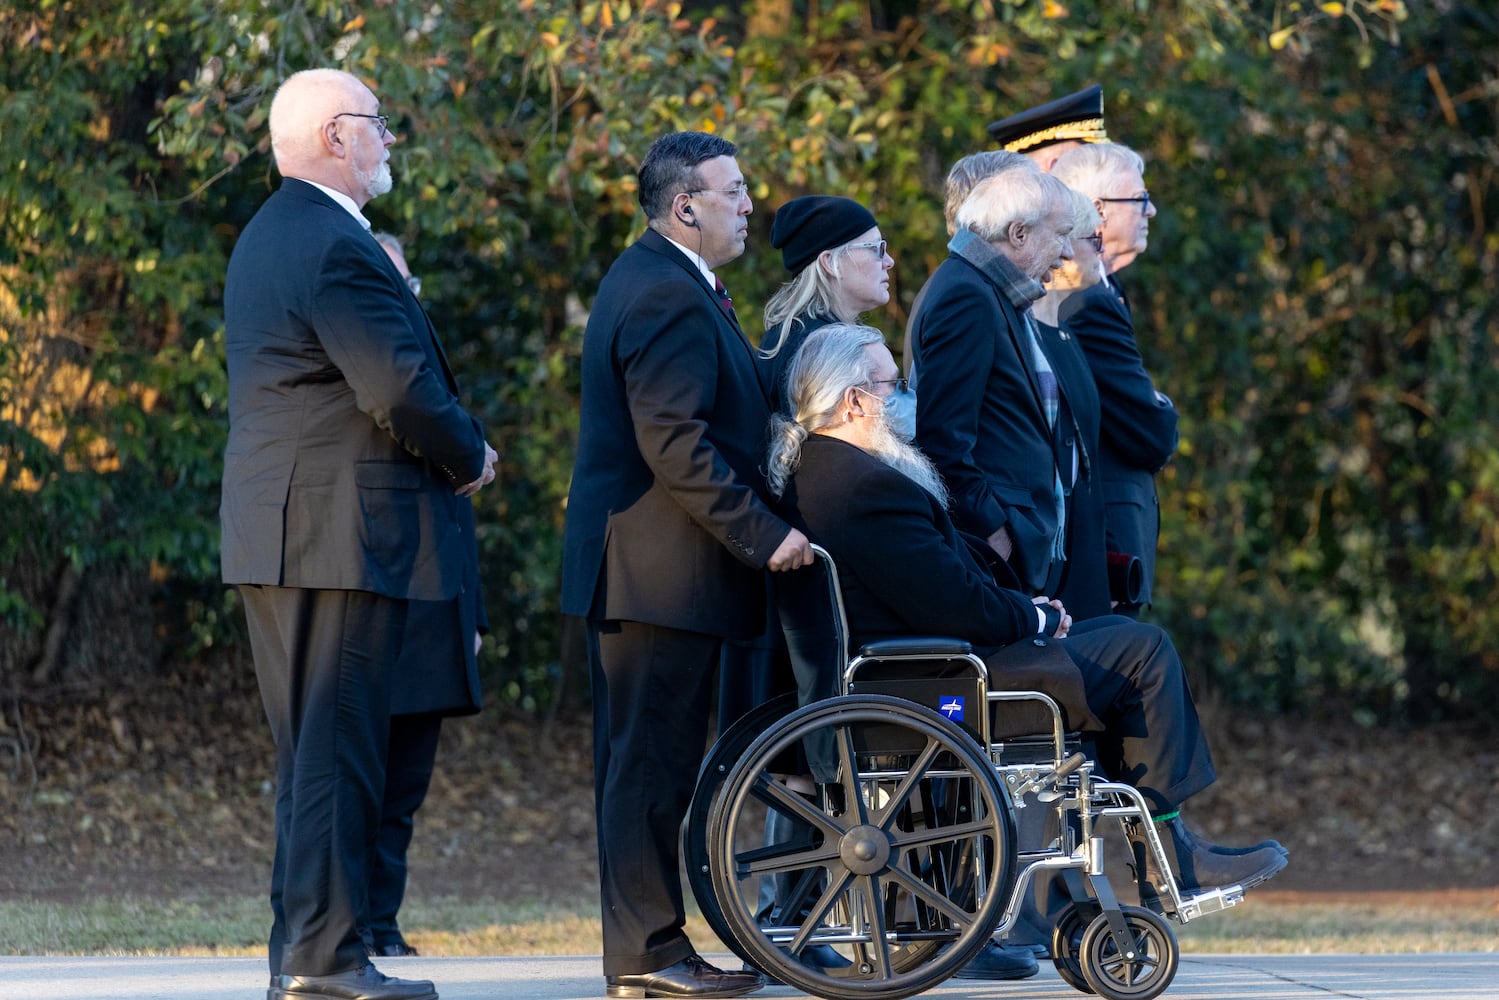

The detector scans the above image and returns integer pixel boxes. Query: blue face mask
[860,383,917,442]
[882,386,918,442]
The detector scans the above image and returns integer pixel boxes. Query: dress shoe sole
[951,965,1040,981]
[269,989,438,1000]
[605,984,762,999]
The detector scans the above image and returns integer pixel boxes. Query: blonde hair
[761,255,846,359]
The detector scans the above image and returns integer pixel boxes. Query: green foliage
[3,0,1495,721]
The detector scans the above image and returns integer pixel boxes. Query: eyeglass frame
[843,239,889,259]
[1078,233,1105,252]
[683,181,751,201]
[1098,191,1152,211]
[333,112,390,138]
[864,376,909,394]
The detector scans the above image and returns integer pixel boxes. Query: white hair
[1051,141,1147,199]
[1063,185,1101,235]
[269,68,366,172]
[954,168,1071,243]
[766,322,947,505]
[942,150,1036,235]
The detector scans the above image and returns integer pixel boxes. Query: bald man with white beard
[223,68,495,1000]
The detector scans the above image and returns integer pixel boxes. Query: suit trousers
[366,711,444,948]
[588,620,721,977]
[1030,615,1215,814]
[240,584,404,977]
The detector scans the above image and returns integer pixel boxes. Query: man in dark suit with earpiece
[222,68,496,1000]
[562,130,813,1000]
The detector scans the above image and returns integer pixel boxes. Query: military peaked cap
[986,84,1109,152]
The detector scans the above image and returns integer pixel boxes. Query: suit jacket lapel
[640,229,760,369]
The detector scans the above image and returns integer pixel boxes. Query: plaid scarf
[948,230,1067,567]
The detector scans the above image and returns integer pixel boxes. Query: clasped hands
[456,443,499,497]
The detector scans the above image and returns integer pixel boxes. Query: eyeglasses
[405,274,422,296]
[844,239,888,259]
[866,377,909,393]
[1098,191,1152,211]
[685,181,750,201]
[1079,233,1104,252]
[333,112,390,138]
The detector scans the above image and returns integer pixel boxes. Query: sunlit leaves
[5,0,1494,719]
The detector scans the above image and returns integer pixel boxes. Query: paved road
[1,952,1496,1000]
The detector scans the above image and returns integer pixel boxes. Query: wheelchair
[686,545,1251,1000]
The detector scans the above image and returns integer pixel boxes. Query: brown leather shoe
[605,954,764,998]
[268,963,437,1000]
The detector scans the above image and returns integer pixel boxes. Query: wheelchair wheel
[684,692,800,972]
[1051,899,1101,994]
[1078,904,1178,1000]
[706,694,1016,1000]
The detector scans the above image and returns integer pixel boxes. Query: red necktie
[714,277,737,322]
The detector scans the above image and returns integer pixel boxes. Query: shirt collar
[948,229,1044,309]
[301,180,373,230]
[661,233,721,290]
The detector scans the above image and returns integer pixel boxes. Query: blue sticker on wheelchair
[939,695,965,721]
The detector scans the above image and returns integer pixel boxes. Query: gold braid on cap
[1003,117,1109,153]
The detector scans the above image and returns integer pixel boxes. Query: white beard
[356,158,393,200]
[865,411,949,507]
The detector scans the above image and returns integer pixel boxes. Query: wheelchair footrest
[1173,885,1246,922]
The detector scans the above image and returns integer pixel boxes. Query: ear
[844,384,870,418]
[1006,219,1029,247]
[817,249,840,278]
[322,119,346,158]
[672,193,695,226]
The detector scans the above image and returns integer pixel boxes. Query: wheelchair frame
[686,545,1251,1000]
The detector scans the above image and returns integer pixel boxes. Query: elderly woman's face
[830,225,893,316]
[1048,228,1106,293]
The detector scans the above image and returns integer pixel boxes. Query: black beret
[986,84,1109,153]
[770,196,879,274]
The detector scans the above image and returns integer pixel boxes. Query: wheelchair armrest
[859,637,974,657]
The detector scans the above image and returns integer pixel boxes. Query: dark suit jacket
[392,559,485,716]
[780,435,1104,732]
[1058,277,1178,605]
[221,179,486,602]
[561,229,790,639]
[1036,320,1110,620]
[909,254,1073,595]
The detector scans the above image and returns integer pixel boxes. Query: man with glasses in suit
[223,68,496,1000]
[562,130,812,1000]
[1052,142,1177,618]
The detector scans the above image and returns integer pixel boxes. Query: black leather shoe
[605,954,764,998]
[268,964,437,1000]
[1130,818,1288,913]
[742,942,852,986]
[952,940,1039,980]
[1174,816,1290,858]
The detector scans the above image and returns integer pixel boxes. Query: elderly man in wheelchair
[686,321,1286,1000]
